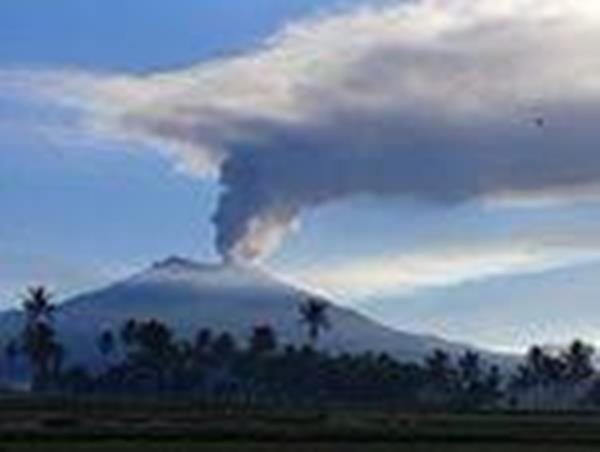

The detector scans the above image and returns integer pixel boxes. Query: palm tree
[20,285,60,391]
[23,321,61,391]
[22,286,54,326]
[299,297,331,348]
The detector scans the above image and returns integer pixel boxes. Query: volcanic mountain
[0,257,504,368]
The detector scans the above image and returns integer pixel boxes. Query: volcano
[0,257,507,369]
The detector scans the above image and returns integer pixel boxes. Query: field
[0,397,600,450]
[4,443,600,452]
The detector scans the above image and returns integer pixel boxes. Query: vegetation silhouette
[299,297,330,348]
[18,286,62,391]
[1,286,599,411]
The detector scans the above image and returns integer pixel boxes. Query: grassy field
[3,443,600,452]
[0,397,599,450]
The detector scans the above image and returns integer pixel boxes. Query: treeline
[4,286,600,410]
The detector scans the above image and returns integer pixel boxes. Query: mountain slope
[0,257,505,368]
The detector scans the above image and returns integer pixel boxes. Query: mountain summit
[0,257,497,368]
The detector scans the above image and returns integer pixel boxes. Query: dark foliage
[6,316,502,409]
[3,286,599,411]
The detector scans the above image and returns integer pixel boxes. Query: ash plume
[4,0,600,262]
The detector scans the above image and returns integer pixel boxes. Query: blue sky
[3,0,600,352]
[0,0,389,297]
[0,0,334,287]
[0,0,334,71]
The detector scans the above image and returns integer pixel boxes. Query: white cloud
[286,239,600,300]
[3,0,600,262]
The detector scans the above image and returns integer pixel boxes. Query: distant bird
[533,116,545,128]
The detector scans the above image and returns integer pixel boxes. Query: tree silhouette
[120,319,138,347]
[122,319,176,391]
[483,364,503,406]
[562,340,594,384]
[20,286,61,391]
[457,350,482,404]
[425,349,453,383]
[424,349,457,405]
[97,329,116,367]
[456,351,502,409]
[22,286,54,326]
[50,342,65,380]
[194,328,213,356]
[212,332,237,358]
[16,284,600,410]
[524,346,548,386]
[458,351,481,382]
[250,324,278,355]
[299,297,331,347]
[23,321,61,391]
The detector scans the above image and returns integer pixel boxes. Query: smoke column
[4,0,600,262]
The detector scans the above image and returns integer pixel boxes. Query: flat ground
[0,397,599,450]
[2,443,600,452]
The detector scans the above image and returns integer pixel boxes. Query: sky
[3,0,600,352]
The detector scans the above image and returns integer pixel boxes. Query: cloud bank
[288,237,600,300]
[3,0,600,263]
